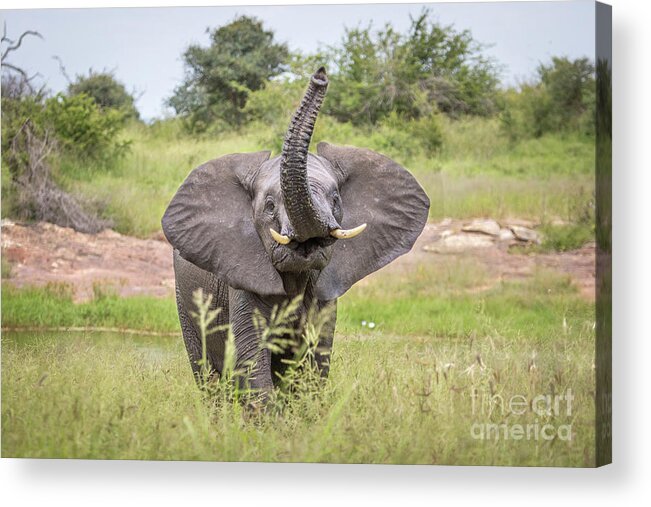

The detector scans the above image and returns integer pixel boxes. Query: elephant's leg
[175,284,203,382]
[173,250,230,383]
[269,299,336,385]
[314,300,337,378]
[228,289,274,395]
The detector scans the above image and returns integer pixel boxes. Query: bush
[244,79,304,126]
[167,15,289,130]
[43,93,130,163]
[500,57,595,141]
[325,10,499,126]
[1,81,131,226]
[363,112,444,159]
[68,70,140,120]
[2,91,130,167]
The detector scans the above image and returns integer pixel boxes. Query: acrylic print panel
[0,1,611,467]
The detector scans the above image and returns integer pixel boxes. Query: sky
[1,1,596,120]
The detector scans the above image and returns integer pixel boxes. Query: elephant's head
[162,67,430,300]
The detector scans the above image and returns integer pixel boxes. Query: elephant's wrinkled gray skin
[162,67,430,393]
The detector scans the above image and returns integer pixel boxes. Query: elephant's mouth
[272,236,335,272]
[286,236,336,257]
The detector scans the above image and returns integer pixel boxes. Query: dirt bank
[2,221,174,301]
[1,219,595,302]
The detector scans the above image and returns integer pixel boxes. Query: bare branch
[1,29,43,61]
[1,61,41,86]
[52,55,72,84]
[2,61,32,80]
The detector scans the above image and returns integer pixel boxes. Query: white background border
[1,0,649,504]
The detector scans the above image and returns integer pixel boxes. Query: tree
[68,70,140,120]
[538,56,595,129]
[500,56,595,139]
[167,16,289,130]
[325,10,499,125]
[405,12,499,117]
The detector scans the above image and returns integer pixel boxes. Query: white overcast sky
[1,1,596,120]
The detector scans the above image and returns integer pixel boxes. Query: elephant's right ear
[162,151,285,296]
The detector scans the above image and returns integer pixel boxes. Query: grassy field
[2,256,596,465]
[39,116,596,237]
[1,113,597,464]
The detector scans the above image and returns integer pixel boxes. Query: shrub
[325,10,499,126]
[244,79,304,126]
[167,15,289,130]
[500,57,595,141]
[68,70,140,120]
[2,91,130,166]
[43,93,130,163]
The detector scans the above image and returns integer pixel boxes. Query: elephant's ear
[162,151,285,296]
[315,142,430,301]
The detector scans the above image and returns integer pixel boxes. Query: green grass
[1,283,178,333]
[509,223,595,255]
[1,113,596,463]
[1,326,595,465]
[4,116,594,238]
[2,258,596,465]
[538,223,595,252]
[338,266,592,341]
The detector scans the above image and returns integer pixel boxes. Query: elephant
[161,67,430,394]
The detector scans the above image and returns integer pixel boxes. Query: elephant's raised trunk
[280,67,329,242]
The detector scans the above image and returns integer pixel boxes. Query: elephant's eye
[332,193,341,212]
[332,192,343,221]
[264,197,276,215]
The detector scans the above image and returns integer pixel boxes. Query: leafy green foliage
[244,78,304,126]
[167,16,289,131]
[325,10,499,126]
[501,57,595,140]
[1,89,129,168]
[68,70,140,120]
[43,93,130,162]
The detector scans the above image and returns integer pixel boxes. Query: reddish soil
[2,221,174,301]
[1,219,595,302]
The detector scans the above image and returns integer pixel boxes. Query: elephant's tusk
[270,228,291,245]
[330,223,367,240]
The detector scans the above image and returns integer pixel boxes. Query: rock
[462,219,501,236]
[498,228,515,242]
[506,218,537,228]
[423,233,494,254]
[510,225,541,244]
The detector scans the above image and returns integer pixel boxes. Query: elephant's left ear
[315,142,430,301]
